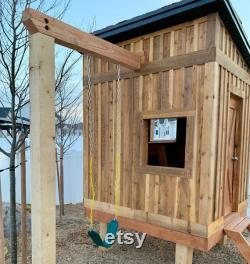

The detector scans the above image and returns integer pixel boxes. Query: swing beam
[23,8,141,70]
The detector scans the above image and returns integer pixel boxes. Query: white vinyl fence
[0,136,83,205]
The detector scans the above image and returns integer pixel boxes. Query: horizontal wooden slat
[135,165,190,178]
[88,48,217,84]
[84,199,210,237]
[142,109,195,119]
[84,206,223,251]
[22,8,141,70]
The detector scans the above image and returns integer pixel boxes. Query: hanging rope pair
[87,55,121,248]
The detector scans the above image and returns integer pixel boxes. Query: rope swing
[87,55,121,248]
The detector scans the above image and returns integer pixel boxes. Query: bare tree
[0,175,5,264]
[55,49,82,216]
[0,1,72,263]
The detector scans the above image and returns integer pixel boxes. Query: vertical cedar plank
[143,38,150,63]
[222,70,230,215]
[29,33,56,264]
[83,58,89,200]
[198,62,219,224]
[144,174,150,213]
[173,68,184,109]
[189,78,198,223]
[111,80,117,204]
[138,75,145,210]
[174,29,182,56]
[97,83,102,201]
[195,65,205,222]
[160,71,170,110]
[184,67,194,108]
[153,35,161,61]
[170,31,175,56]
[122,79,133,208]
[193,23,199,52]
[186,25,194,53]
[214,66,225,219]
[206,13,217,49]
[101,82,108,202]
[133,77,142,209]
[107,82,114,204]
[163,32,171,58]
[198,22,207,50]
[93,84,99,201]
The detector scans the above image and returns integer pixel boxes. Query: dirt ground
[5,204,246,264]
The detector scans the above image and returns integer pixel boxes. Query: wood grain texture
[83,12,250,251]
[23,8,141,70]
[29,33,56,264]
[85,206,223,251]
[175,244,193,264]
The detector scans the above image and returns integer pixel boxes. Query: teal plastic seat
[88,219,119,248]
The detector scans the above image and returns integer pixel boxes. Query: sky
[62,0,250,40]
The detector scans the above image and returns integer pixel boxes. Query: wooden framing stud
[175,244,193,264]
[29,32,56,264]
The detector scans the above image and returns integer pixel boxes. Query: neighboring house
[0,106,30,133]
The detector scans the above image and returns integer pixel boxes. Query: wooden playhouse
[22,0,250,263]
[83,0,250,262]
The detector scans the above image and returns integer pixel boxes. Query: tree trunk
[0,175,5,264]
[60,144,64,215]
[9,153,17,264]
[21,135,27,264]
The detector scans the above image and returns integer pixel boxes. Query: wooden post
[175,244,193,264]
[29,32,56,264]
[0,175,5,264]
[20,134,27,264]
[59,144,64,215]
[219,235,228,246]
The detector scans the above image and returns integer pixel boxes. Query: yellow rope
[114,154,120,217]
[89,157,95,226]
[87,58,121,225]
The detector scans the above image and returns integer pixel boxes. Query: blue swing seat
[88,219,119,248]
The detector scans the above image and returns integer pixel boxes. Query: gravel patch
[5,204,247,263]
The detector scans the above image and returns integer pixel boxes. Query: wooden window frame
[136,109,195,179]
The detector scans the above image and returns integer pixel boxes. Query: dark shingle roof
[94,0,250,68]
[0,107,30,131]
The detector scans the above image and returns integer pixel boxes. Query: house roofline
[94,0,250,68]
